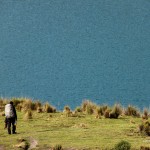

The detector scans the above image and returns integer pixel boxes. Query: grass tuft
[43,102,56,113]
[53,144,63,150]
[23,110,33,121]
[114,140,131,150]
[124,105,140,117]
[139,120,150,136]
[109,104,122,119]
[140,146,150,150]
[63,106,72,117]
[81,100,96,115]
[142,108,149,120]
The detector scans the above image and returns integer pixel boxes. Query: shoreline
[0,97,148,112]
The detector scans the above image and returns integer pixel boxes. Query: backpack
[5,104,14,118]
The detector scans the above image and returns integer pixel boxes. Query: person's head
[10,101,14,105]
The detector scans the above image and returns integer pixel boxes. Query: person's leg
[12,118,16,134]
[7,118,11,134]
[4,118,7,129]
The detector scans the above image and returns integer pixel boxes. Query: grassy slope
[0,111,150,150]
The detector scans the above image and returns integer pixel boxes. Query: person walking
[5,101,17,134]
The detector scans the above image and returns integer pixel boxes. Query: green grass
[0,111,150,150]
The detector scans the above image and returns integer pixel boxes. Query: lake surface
[0,0,150,110]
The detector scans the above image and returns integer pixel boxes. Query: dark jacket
[12,105,17,121]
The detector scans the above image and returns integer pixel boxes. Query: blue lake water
[0,0,150,110]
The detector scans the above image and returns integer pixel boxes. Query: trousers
[6,117,16,134]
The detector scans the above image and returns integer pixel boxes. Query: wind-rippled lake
[0,0,150,110]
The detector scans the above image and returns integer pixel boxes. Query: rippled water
[0,0,150,109]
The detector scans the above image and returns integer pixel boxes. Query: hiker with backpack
[4,101,17,134]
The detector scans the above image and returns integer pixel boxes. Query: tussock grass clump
[0,99,3,106]
[63,106,72,117]
[23,110,33,121]
[109,104,122,119]
[12,98,42,112]
[124,105,140,117]
[139,121,150,136]
[102,106,112,118]
[0,98,56,113]
[101,105,108,115]
[64,106,71,112]
[81,100,97,115]
[140,146,150,150]
[104,109,110,118]
[53,144,62,150]
[96,106,103,115]
[37,107,43,113]
[34,101,42,110]
[17,103,23,112]
[142,109,149,120]
[114,140,131,150]
[0,98,10,106]
[21,99,33,112]
[64,106,82,117]
[0,99,6,108]
[95,106,103,119]
[75,106,82,112]
[0,98,8,108]
[43,102,56,113]
[28,100,42,111]
[12,98,34,111]
[0,105,5,112]
[82,100,89,112]
[95,104,109,117]
[11,97,23,107]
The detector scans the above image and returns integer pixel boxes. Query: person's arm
[13,106,17,121]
